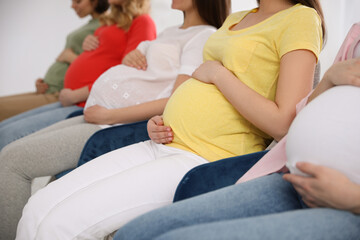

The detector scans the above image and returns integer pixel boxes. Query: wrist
[322,72,336,89]
[213,66,228,86]
[106,109,117,125]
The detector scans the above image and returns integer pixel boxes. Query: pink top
[238,21,360,183]
[333,22,360,63]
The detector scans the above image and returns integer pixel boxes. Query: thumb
[296,162,321,177]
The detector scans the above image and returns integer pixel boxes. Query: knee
[0,140,30,177]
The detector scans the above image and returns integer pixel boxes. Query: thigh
[17,143,207,240]
[0,92,59,122]
[31,115,86,136]
[156,208,360,240]
[0,104,82,150]
[0,121,100,179]
[0,102,61,127]
[115,174,303,240]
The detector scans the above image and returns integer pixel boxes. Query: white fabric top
[85,25,216,110]
[286,85,360,184]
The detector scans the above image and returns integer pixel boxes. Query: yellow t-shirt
[163,4,323,162]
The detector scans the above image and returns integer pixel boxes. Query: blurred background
[0,0,359,97]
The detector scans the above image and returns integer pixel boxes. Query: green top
[43,18,100,93]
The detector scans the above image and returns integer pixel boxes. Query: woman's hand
[122,49,147,70]
[192,60,226,84]
[283,162,360,214]
[308,58,360,103]
[82,34,99,51]
[35,78,49,94]
[323,58,360,88]
[59,88,76,106]
[147,115,173,144]
[84,105,112,124]
[56,48,77,64]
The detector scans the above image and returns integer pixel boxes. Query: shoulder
[285,4,321,22]
[186,25,216,36]
[133,14,155,25]
[130,14,156,31]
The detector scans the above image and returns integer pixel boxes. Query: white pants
[16,141,208,240]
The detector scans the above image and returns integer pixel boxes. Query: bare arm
[57,48,78,64]
[122,49,148,70]
[84,74,190,124]
[59,86,90,107]
[82,34,99,51]
[193,50,316,141]
[308,58,360,103]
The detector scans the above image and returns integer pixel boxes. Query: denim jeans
[0,102,81,150]
[114,174,360,240]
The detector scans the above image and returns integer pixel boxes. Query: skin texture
[59,86,89,106]
[35,78,48,94]
[82,34,99,51]
[284,162,360,214]
[308,58,360,103]
[122,49,148,70]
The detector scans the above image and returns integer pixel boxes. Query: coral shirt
[64,14,156,107]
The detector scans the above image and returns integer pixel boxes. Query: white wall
[1,0,359,97]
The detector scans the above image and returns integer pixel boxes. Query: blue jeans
[114,174,360,240]
[0,102,81,150]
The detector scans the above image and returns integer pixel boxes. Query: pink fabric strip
[236,91,312,184]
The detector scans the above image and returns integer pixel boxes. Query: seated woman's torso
[64,24,127,91]
[163,5,322,161]
[43,18,100,93]
[85,25,216,110]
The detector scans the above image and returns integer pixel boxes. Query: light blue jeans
[0,102,82,150]
[114,174,360,240]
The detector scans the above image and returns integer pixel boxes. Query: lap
[0,103,82,149]
[0,118,100,178]
[115,174,303,240]
[0,92,58,122]
[17,142,208,239]
[156,208,360,240]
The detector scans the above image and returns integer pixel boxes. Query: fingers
[133,50,147,69]
[151,126,173,144]
[152,115,164,126]
[83,35,99,51]
[35,79,48,94]
[123,50,147,70]
[295,162,321,177]
[283,173,308,189]
[147,116,173,144]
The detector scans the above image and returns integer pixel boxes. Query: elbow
[269,109,298,141]
[271,120,292,142]
[272,129,288,142]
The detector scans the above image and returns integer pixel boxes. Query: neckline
[178,24,211,30]
[228,3,300,33]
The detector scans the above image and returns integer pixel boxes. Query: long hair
[92,0,109,14]
[257,0,326,42]
[100,0,150,30]
[193,0,231,28]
